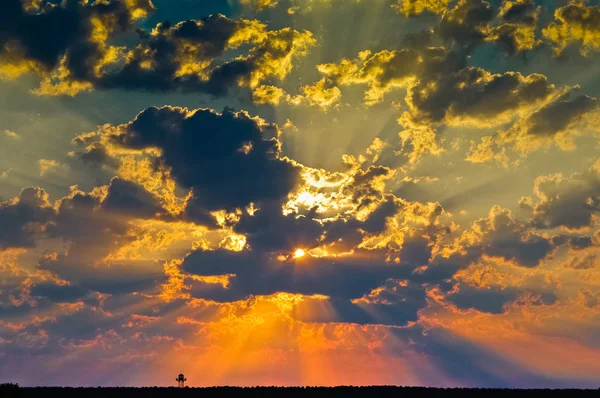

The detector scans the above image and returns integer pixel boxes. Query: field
[1,386,599,398]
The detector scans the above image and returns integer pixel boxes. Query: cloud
[251,80,341,110]
[394,0,540,55]
[53,13,314,97]
[447,205,559,267]
[37,159,63,176]
[543,2,600,56]
[70,138,119,169]
[0,187,54,250]
[520,161,600,230]
[438,0,495,47]
[0,0,154,82]
[0,176,173,297]
[104,106,301,220]
[298,78,342,109]
[46,179,169,259]
[311,46,466,107]
[309,39,571,162]
[349,278,427,324]
[179,248,429,322]
[237,0,338,13]
[447,284,548,314]
[418,285,600,386]
[568,235,593,251]
[468,92,600,164]
[433,0,539,55]
[393,0,450,17]
[251,84,287,105]
[0,3,315,99]
[404,67,561,128]
[159,139,453,309]
[564,251,599,270]
[100,177,165,219]
[487,0,540,55]
[3,130,19,140]
[29,282,90,304]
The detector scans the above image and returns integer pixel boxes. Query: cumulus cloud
[179,247,431,324]
[313,43,575,162]
[0,174,169,263]
[468,93,600,165]
[238,0,280,11]
[313,29,600,164]
[393,0,450,17]
[543,2,600,56]
[310,46,466,106]
[0,2,315,99]
[22,181,170,295]
[104,106,301,219]
[446,283,555,314]
[403,67,560,128]
[237,0,341,14]
[98,15,315,96]
[393,0,540,54]
[69,108,432,261]
[433,0,538,55]
[0,187,54,250]
[447,205,559,267]
[0,0,154,81]
[520,161,600,230]
[564,251,599,270]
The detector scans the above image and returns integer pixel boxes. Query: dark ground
[1,385,599,398]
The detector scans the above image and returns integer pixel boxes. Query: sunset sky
[1,0,600,388]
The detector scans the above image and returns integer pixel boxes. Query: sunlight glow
[294,248,307,259]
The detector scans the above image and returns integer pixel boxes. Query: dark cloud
[564,251,599,270]
[569,235,593,251]
[109,106,301,216]
[500,1,537,25]
[406,66,557,126]
[179,191,449,321]
[454,206,558,267]
[0,4,314,98]
[467,92,599,164]
[435,0,540,56]
[32,179,168,284]
[98,14,260,95]
[101,177,165,219]
[503,92,599,141]
[439,0,495,50]
[344,279,427,325]
[519,93,599,137]
[181,249,416,302]
[180,247,432,327]
[49,186,127,251]
[235,200,324,252]
[38,254,167,295]
[543,2,600,56]
[521,163,600,230]
[30,282,89,304]
[73,142,119,169]
[447,283,557,314]
[0,0,153,75]
[0,177,170,297]
[0,187,54,249]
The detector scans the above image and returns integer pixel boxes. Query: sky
[1,0,600,388]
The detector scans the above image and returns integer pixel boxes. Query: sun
[294,249,306,259]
